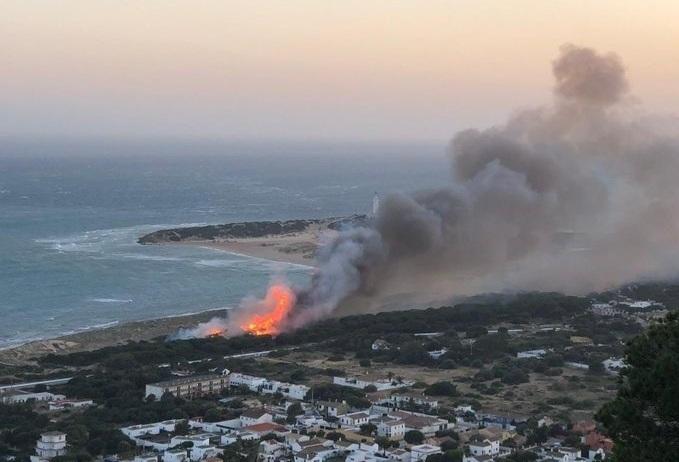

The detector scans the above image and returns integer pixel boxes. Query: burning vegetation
[171,282,297,340]
[240,284,296,336]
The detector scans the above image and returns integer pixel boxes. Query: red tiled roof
[243,422,287,433]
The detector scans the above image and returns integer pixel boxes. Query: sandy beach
[177,222,330,267]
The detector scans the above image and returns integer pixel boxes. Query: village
[23,367,611,462]
[2,292,667,462]
[11,362,613,462]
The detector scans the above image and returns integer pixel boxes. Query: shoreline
[0,227,322,366]
[0,308,229,366]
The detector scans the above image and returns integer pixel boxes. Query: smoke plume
[286,44,679,324]
[181,44,679,338]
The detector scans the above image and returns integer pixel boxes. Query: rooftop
[243,422,287,433]
[241,408,270,419]
[148,375,222,388]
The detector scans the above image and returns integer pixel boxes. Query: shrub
[404,430,425,444]
[425,381,458,397]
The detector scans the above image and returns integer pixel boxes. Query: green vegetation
[39,292,591,369]
[2,288,665,460]
[404,430,424,444]
[597,311,679,461]
[424,381,458,397]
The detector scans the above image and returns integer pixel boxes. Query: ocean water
[0,139,448,348]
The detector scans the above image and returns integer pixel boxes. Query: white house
[30,432,67,462]
[227,373,267,392]
[239,408,273,427]
[121,420,179,438]
[170,434,213,449]
[411,444,442,462]
[220,434,238,446]
[455,405,475,414]
[259,440,288,462]
[340,412,370,428]
[468,438,500,457]
[603,357,626,374]
[333,376,413,391]
[163,448,188,462]
[427,349,448,360]
[189,445,221,461]
[344,444,383,462]
[376,418,406,441]
[133,455,158,462]
[388,411,449,436]
[290,438,339,462]
[189,418,240,433]
[516,349,547,359]
[3,391,65,405]
[386,448,411,462]
[389,393,439,410]
[293,446,339,462]
[260,380,309,400]
[296,415,331,432]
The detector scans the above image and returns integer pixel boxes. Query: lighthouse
[372,192,380,217]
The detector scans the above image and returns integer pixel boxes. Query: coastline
[0,308,228,366]
[0,226,323,366]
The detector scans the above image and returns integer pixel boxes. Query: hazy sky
[2,1,678,142]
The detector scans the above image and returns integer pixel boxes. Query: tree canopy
[597,312,679,460]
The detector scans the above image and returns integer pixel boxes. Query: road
[0,377,73,391]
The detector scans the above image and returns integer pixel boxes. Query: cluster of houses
[110,396,609,462]
[144,370,419,403]
[110,369,613,462]
[21,366,613,462]
[590,299,668,326]
[144,370,310,402]
[0,388,93,410]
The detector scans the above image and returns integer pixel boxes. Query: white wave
[53,321,121,338]
[0,334,46,350]
[113,253,183,262]
[35,222,209,253]
[194,259,241,268]
[89,298,133,304]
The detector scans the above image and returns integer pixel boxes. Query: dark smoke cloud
[285,44,679,325]
[553,44,628,106]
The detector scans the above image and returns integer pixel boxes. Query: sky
[2,1,678,142]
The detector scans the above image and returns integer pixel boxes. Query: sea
[0,138,449,348]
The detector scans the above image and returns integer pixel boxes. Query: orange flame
[240,284,296,336]
[205,326,225,337]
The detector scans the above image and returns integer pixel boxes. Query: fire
[240,283,296,336]
[205,326,225,337]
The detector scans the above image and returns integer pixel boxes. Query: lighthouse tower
[372,192,380,217]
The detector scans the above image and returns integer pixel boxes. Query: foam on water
[89,298,134,303]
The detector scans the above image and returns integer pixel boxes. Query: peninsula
[137,215,369,265]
